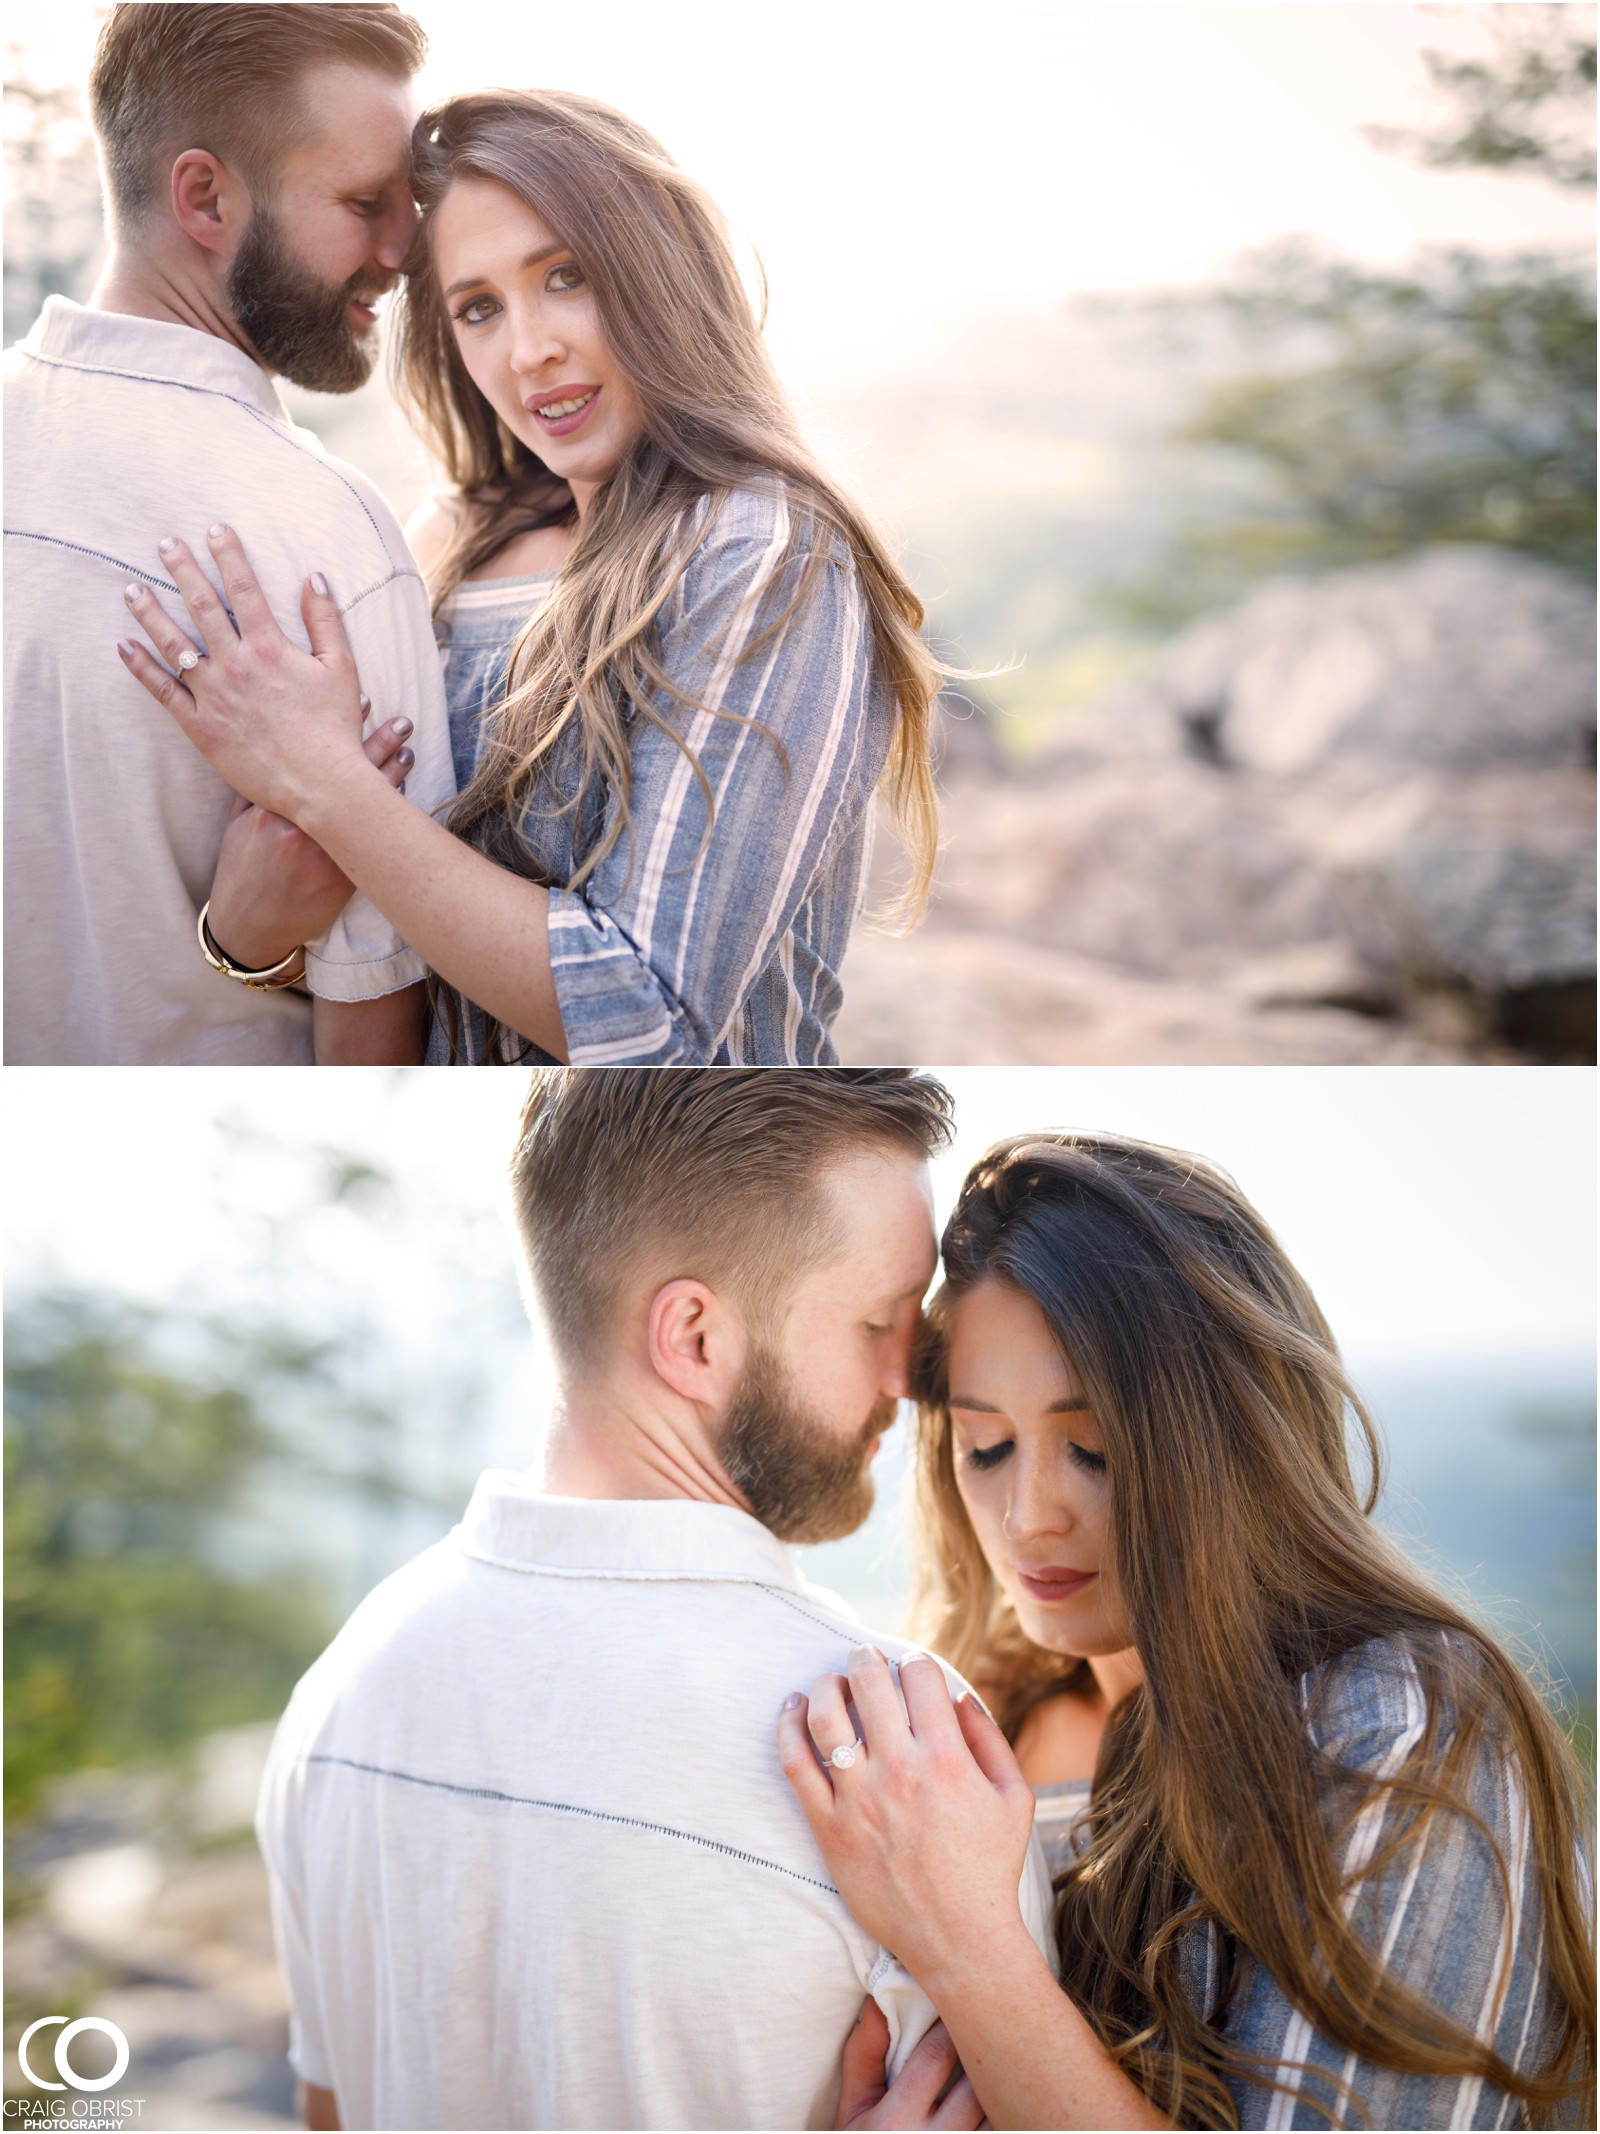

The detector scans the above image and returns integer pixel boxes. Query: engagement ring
[828,1743,858,1771]
[176,648,202,671]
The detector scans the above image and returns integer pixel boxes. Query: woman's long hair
[392,90,942,1047]
[911,1134,1595,2129]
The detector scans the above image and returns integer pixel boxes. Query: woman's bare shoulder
[1014,1689,1105,1788]
[404,493,463,578]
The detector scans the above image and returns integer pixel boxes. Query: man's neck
[89,246,261,367]
[539,1383,752,1515]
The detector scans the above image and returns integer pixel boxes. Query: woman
[779,1135,1595,2131]
[118,89,940,1064]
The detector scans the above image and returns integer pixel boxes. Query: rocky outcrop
[839,546,1595,1064]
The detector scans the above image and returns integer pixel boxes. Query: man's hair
[88,3,427,232]
[511,1069,955,1368]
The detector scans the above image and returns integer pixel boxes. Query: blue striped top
[425,483,894,1065]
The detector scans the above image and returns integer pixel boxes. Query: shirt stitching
[17,345,391,548]
[4,529,422,619]
[305,1752,840,1896]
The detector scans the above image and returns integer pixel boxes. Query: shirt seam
[305,1752,841,1896]
[15,345,392,548]
[4,528,422,619]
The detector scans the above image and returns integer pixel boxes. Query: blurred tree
[3,60,104,347]
[1107,8,1596,631]
[1365,4,1596,191]
[4,1290,336,1822]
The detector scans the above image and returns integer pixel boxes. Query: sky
[6,1,1595,384]
[4,1065,1593,1366]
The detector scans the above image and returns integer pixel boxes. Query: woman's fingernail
[397,747,414,770]
[783,1692,803,1711]
[397,779,406,796]
[961,1689,996,1721]
[899,1649,933,1668]
[310,571,330,596]
[850,1644,881,1665]
[208,522,226,540]
[158,536,177,555]
[392,715,413,738]
[116,639,137,661]
[124,584,143,605]
[358,693,372,714]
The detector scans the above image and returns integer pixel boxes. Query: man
[3,3,454,1064]
[256,1069,1056,2131]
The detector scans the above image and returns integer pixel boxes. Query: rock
[928,758,1349,977]
[869,545,1596,1061]
[835,928,1455,1065]
[44,1843,162,1956]
[1160,546,1596,776]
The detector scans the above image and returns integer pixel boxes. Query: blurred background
[5,1,1595,1066]
[3,1065,1594,2127]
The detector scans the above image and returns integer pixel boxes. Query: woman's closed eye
[961,1437,1107,1477]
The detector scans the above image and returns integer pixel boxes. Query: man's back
[257,1474,1054,2131]
[3,296,453,1064]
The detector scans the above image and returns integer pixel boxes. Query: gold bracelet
[197,900,306,990]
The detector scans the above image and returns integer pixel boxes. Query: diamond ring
[828,1743,859,1771]
[176,648,202,671]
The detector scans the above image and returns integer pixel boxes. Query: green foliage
[1106,10,1597,632]
[4,1292,335,1823]
[1366,8,1596,190]
[1108,242,1596,629]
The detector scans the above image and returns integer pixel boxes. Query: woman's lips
[1016,1567,1097,1602]
[527,386,601,439]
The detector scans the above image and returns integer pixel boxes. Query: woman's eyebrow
[442,242,567,303]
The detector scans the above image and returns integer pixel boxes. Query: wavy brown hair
[391,89,942,1055]
[911,1133,1595,2130]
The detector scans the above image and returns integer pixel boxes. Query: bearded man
[255,1068,1056,2132]
[3,3,453,1064]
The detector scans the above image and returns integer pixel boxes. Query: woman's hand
[116,526,376,828]
[777,1648,1036,1998]
[208,716,417,969]
[835,2001,985,2131]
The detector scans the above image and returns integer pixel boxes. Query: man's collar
[21,295,290,424]
[456,1468,827,1596]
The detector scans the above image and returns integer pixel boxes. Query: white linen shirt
[3,297,455,1064]
[255,1473,1058,2131]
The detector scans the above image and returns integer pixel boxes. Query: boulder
[1150,546,1597,776]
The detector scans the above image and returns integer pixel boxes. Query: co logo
[17,2016,130,2092]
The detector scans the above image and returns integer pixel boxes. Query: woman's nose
[1001,1461,1072,1543]
[509,310,566,377]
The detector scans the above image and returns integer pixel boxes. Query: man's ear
[170,149,252,259]
[647,1279,748,1412]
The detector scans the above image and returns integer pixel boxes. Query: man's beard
[719,1342,898,1546]
[226,201,390,394]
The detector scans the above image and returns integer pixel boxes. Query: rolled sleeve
[549,498,890,1065]
[301,567,456,1002]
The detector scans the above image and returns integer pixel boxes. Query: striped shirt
[426,483,895,1066]
[1037,1640,1572,2130]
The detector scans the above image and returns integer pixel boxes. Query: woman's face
[430,176,645,510]
[946,1278,1134,1660]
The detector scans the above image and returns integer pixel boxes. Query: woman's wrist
[911,1912,1048,2013]
[290,748,391,854]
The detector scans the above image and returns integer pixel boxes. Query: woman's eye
[865,1322,892,1336]
[964,1440,1013,1473]
[1068,1442,1108,1476]
[546,261,585,292]
[453,295,500,327]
